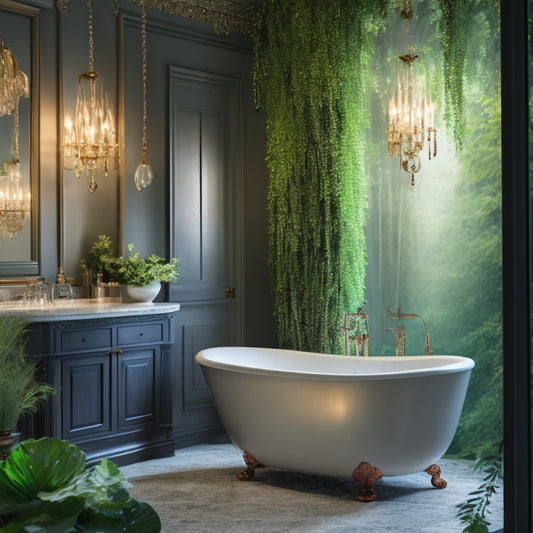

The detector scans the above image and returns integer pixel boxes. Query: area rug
[120,443,504,533]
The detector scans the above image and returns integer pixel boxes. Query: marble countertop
[0,300,181,322]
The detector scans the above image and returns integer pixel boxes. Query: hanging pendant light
[63,0,118,193]
[0,39,28,117]
[386,0,436,186]
[134,1,153,191]
[0,41,30,240]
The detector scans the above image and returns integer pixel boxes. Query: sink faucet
[387,306,432,356]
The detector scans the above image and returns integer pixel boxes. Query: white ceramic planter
[126,281,161,303]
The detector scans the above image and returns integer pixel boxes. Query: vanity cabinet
[21,305,180,466]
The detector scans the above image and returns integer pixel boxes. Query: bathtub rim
[195,346,475,381]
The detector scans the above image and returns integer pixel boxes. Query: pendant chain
[87,0,94,72]
[141,1,148,163]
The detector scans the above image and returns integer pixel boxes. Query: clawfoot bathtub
[195,347,474,501]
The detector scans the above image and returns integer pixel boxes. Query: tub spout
[387,306,432,356]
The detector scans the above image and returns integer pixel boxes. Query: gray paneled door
[169,66,242,442]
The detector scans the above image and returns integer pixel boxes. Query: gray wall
[12,0,276,347]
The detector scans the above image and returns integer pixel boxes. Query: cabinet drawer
[117,323,164,345]
[60,328,112,352]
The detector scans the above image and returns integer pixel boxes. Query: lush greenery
[432,0,501,458]
[0,317,54,434]
[456,443,503,533]
[104,243,180,287]
[255,0,387,353]
[0,437,161,532]
[254,0,480,354]
[255,0,501,457]
[88,235,180,287]
[87,234,116,282]
[438,0,475,150]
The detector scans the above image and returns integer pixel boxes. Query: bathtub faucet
[387,306,432,356]
[341,307,370,357]
[384,325,406,357]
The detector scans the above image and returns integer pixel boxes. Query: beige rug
[120,444,504,533]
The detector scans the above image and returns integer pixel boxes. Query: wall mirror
[0,0,39,279]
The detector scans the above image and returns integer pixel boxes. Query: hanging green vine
[438,0,475,150]
[254,0,387,353]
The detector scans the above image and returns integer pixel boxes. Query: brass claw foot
[425,464,447,489]
[352,461,383,502]
[237,451,264,480]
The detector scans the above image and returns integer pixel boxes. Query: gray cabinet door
[169,66,242,442]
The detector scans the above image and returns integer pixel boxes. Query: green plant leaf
[40,458,132,504]
[77,499,161,533]
[0,438,85,514]
[0,497,83,532]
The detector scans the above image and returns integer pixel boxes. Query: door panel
[118,349,157,427]
[183,322,227,411]
[62,354,111,439]
[169,66,242,443]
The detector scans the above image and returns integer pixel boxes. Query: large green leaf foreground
[0,437,161,532]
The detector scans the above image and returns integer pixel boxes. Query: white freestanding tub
[195,347,474,501]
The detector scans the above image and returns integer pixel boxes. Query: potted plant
[86,234,116,283]
[103,243,180,302]
[0,317,54,460]
[0,437,161,531]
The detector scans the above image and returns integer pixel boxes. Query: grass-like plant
[0,317,54,435]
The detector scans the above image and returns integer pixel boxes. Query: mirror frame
[0,0,40,280]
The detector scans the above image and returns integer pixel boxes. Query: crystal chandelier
[134,0,153,191]
[63,0,118,193]
[386,0,436,186]
[0,158,31,240]
[0,39,28,117]
[0,40,30,240]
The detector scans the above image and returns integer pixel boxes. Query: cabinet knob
[225,287,235,298]
[106,348,123,355]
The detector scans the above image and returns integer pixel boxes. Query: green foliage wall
[255,0,502,458]
[254,0,386,353]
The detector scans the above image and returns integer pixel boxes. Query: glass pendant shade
[134,160,153,191]
[64,71,118,193]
